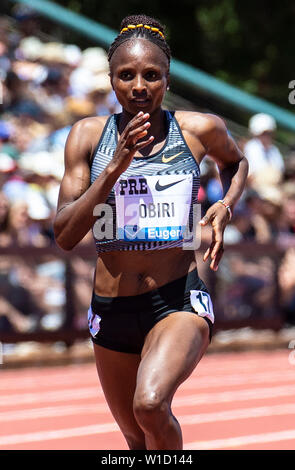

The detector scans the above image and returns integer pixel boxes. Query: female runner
[54,14,248,450]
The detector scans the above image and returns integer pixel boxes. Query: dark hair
[108,14,171,66]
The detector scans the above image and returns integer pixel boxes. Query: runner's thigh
[136,312,210,403]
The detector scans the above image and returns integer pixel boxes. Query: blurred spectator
[224,185,283,244]
[277,183,295,248]
[0,256,66,333]
[0,200,49,247]
[0,191,9,233]
[223,205,255,244]
[217,253,277,321]
[4,70,45,119]
[199,157,223,215]
[283,151,295,183]
[69,46,109,97]
[0,256,43,334]
[250,185,283,242]
[0,119,20,160]
[244,113,285,187]
[11,4,40,38]
[33,67,70,116]
[86,73,115,115]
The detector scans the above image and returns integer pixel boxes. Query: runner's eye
[119,71,133,80]
[145,71,159,81]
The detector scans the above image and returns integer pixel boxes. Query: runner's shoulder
[69,115,110,140]
[66,115,111,161]
[174,110,226,139]
[63,115,111,168]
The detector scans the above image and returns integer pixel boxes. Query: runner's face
[109,39,169,116]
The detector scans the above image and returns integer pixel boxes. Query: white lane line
[2,401,295,426]
[0,353,289,388]
[180,369,295,390]
[0,354,288,386]
[198,354,289,371]
[180,402,295,425]
[0,376,99,391]
[1,368,293,393]
[1,383,295,409]
[184,429,295,450]
[0,422,120,447]
[0,403,109,422]
[173,384,295,407]
[0,387,103,407]
[2,405,295,447]
[0,371,98,390]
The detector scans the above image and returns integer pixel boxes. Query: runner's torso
[90,110,203,295]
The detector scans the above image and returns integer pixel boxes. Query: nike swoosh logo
[162,151,184,163]
[155,178,186,191]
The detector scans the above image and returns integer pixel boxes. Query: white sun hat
[80,47,109,73]
[249,113,277,136]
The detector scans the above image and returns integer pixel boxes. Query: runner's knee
[133,389,170,428]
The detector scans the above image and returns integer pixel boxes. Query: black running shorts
[88,269,214,354]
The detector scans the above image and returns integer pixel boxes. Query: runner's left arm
[197,114,248,270]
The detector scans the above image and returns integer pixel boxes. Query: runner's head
[108,14,171,68]
[108,15,171,115]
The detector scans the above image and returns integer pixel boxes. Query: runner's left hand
[199,202,231,271]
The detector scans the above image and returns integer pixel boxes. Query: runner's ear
[108,72,114,90]
[166,72,170,91]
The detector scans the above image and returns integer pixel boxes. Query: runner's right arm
[54,112,153,250]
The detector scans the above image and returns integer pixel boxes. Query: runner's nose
[132,75,147,96]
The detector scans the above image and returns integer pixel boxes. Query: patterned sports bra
[90,110,201,253]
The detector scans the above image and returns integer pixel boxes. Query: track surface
[1,349,294,450]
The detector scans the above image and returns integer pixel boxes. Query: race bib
[190,290,215,324]
[114,175,192,241]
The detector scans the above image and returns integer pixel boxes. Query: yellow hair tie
[149,26,165,39]
[119,24,165,39]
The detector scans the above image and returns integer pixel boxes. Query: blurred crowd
[0,4,294,337]
[0,6,120,253]
[0,5,117,335]
[199,112,295,326]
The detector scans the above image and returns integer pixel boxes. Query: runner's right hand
[108,112,154,174]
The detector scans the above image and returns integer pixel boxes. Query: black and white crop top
[90,111,201,253]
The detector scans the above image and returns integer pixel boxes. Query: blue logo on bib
[118,225,186,241]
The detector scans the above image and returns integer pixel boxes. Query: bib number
[190,290,215,324]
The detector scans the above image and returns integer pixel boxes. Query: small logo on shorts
[88,307,101,337]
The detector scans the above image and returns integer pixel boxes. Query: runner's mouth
[132,98,151,106]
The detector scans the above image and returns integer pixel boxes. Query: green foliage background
[52,0,294,111]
